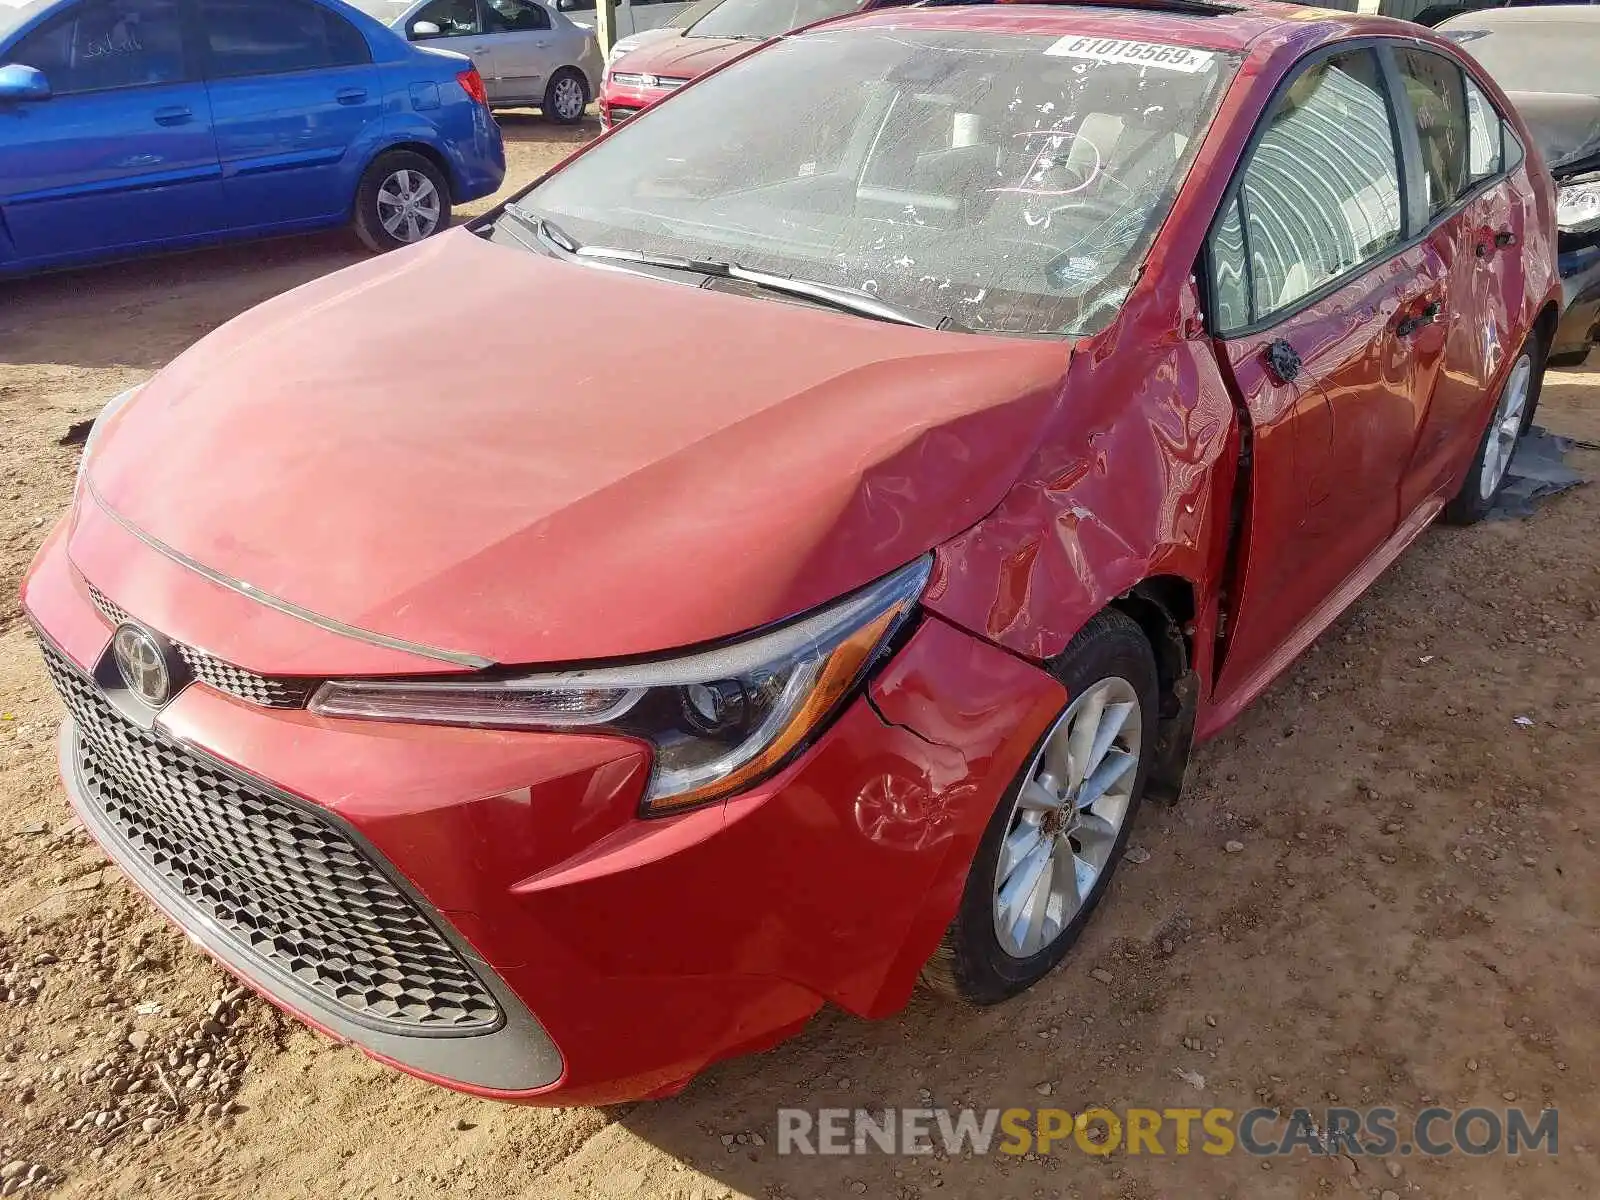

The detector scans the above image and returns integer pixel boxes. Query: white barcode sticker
[1045,36,1216,73]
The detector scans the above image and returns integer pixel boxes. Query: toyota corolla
[24,0,1560,1104]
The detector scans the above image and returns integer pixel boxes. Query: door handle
[153,105,192,125]
[1494,229,1517,248]
[1395,300,1441,338]
[335,87,368,105]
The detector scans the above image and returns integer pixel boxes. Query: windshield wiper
[530,216,962,332]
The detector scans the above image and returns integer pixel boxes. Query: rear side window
[8,0,188,94]
[1213,49,1404,328]
[1464,75,1500,181]
[200,0,372,77]
[1394,48,1469,216]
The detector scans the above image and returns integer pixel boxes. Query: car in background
[553,0,688,43]
[598,0,904,126]
[1382,0,1598,29]
[0,0,505,275]
[27,1,1562,1104]
[1440,4,1600,363]
[351,0,601,123]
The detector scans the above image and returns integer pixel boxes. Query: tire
[921,609,1159,1006]
[1547,347,1590,370]
[1441,332,1545,526]
[352,151,452,254]
[543,68,588,125]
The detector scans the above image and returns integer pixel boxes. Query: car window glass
[414,0,481,34]
[201,0,372,75]
[1464,74,1502,181]
[484,0,550,31]
[9,0,187,94]
[1209,193,1250,332]
[1237,49,1403,323]
[521,27,1238,336]
[1394,48,1469,215]
[556,0,596,13]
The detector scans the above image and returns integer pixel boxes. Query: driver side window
[484,0,551,31]
[413,0,480,36]
[1207,48,1404,331]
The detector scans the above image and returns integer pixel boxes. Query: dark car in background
[0,0,505,276]
[1440,4,1600,363]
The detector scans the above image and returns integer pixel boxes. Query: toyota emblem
[112,624,172,707]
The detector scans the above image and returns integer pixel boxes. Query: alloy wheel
[991,677,1142,958]
[376,170,442,244]
[552,76,585,121]
[1479,351,1532,500]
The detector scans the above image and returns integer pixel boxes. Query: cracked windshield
[510,25,1237,335]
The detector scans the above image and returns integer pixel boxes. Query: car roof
[806,1,1426,54]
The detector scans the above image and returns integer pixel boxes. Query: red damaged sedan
[26,0,1559,1104]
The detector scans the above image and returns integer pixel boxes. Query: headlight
[310,557,931,814]
[76,385,142,492]
[1558,176,1600,236]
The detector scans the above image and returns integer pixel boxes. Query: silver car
[352,0,602,123]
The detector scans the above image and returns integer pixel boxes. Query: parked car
[27,0,1561,1105]
[599,0,899,126]
[1384,0,1598,29]
[350,0,601,123]
[0,0,505,275]
[554,0,689,41]
[1439,5,1600,363]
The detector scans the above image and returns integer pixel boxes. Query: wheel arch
[1106,575,1200,803]
[367,140,460,203]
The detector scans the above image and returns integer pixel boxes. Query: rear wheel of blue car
[544,69,588,125]
[354,151,452,254]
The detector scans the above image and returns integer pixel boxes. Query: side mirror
[408,19,443,38]
[0,64,50,102]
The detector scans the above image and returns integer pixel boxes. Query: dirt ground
[2,114,1599,1200]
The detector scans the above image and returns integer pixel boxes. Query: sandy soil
[2,115,1598,1199]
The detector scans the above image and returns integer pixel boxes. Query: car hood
[614,32,746,80]
[1507,90,1600,179]
[86,231,1071,668]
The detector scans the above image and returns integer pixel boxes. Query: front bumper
[598,81,677,128]
[24,517,1064,1104]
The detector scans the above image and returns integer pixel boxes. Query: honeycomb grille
[40,639,502,1035]
[86,584,314,709]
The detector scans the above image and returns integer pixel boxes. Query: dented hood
[86,231,1070,667]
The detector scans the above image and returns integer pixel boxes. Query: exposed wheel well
[1534,299,1560,356]
[1110,576,1199,803]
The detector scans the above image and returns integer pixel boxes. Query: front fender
[921,283,1239,679]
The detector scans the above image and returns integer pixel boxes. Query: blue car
[0,0,506,275]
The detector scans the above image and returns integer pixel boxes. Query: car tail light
[457,68,488,106]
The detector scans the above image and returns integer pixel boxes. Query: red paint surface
[22,1,1563,1103]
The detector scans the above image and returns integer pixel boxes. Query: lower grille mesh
[40,638,501,1035]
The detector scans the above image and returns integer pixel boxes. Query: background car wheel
[1442,333,1545,526]
[1547,348,1590,370]
[544,69,588,125]
[921,609,1158,1006]
[353,151,452,254]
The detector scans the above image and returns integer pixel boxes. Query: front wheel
[543,69,588,125]
[353,151,452,254]
[921,609,1158,1005]
[1442,334,1543,526]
